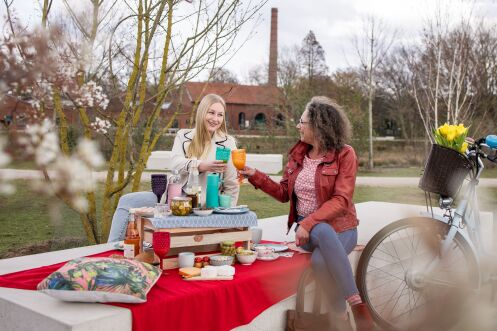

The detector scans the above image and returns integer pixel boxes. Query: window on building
[275,113,285,127]
[254,113,266,128]
[238,112,246,129]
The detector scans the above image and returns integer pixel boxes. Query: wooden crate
[137,216,251,269]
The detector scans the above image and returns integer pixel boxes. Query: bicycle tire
[356,217,479,331]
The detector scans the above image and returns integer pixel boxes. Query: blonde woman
[170,93,239,207]
[108,94,238,243]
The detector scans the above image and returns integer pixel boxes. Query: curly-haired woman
[240,96,373,330]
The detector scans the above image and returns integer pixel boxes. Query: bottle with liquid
[167,169,182,206]
[123,212,140,258]
[185,158,200,208]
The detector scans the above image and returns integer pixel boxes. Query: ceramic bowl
[209,255,234,266]
[236,251,257,265]
[192,208,214,216]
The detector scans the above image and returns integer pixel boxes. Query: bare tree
[407,10,476,142]
[209,67,239,83]
[352,16,396,169]
[3,0,267,243]
[298,30,328,83]
[377,47,421,140]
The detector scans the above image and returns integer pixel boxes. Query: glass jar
[220,241,236,265]
[171,197,192,216]
[220,240,236,256]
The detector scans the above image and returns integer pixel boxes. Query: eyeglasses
[298,118,309,125]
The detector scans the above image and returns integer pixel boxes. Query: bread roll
[179,267,201,278]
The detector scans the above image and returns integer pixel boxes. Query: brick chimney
[268,8,278,86]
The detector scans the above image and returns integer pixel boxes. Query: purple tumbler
[151,174,168,203]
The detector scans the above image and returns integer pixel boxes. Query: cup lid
[172,197,192,202]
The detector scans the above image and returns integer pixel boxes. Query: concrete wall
[146,151,283,174]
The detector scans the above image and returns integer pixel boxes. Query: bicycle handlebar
[471,135,497,163]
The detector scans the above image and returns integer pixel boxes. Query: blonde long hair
[187,94,227,159]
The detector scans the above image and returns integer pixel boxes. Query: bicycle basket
[419,144,472,197]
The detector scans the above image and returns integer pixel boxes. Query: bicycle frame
[421,151,486,286]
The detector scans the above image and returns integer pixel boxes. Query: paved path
[2,168,497,187]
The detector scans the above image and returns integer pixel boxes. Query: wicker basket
[419,144,472,197]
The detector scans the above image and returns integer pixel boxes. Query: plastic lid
[172,196,192,202]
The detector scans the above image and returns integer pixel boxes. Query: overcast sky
[227,0,497,82]
[5,0,497,83]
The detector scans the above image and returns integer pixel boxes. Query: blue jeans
[107,192,157,242]
[297,216,358,313]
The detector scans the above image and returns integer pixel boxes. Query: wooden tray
[137,216,251,270]
[184,275,233,281]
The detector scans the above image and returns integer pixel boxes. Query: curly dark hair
[306,96,352,151]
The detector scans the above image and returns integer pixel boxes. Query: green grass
[358,167,497,178]
[2,179,496,258]
[238,185,289,219]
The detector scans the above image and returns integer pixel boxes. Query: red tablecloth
[0,247,310,331]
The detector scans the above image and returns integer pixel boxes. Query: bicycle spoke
[367,262,405,281]
[358,218,478,331]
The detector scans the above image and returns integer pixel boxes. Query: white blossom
[50,156,96,194]
[72,195,89,212]
[77,138,105,168]
[75,81,109,110]
[35,131,59,166]
[22,119,60,166]
[90,117,111,134]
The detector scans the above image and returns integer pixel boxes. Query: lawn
[1,179,496,258]
[357,166,497,178]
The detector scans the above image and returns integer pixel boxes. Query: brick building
[166,81,285,133]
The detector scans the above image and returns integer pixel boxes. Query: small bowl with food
[192,207,214,216]
[236,250,257,265]
[209,255,234,266]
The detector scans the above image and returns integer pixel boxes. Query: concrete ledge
[146,151,283,174]
[0,288,131,331]
[1,202,492,331]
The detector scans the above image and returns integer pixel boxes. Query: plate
[129,207,155,217]
[114,241,124,250]
[213,207,250,214]
[253,244,288,252]
[256,254,279,261]
[114,241,152,251]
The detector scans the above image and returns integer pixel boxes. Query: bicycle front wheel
[356,217,479,331]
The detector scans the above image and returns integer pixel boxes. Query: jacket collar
[182,129,228,146]
[289,141,337,165]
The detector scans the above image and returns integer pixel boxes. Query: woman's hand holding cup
[198,160,227,173]
[239,166,256,178]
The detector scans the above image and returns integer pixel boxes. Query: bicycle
[356,135,497,331]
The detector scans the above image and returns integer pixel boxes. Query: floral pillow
[37,257,161,303]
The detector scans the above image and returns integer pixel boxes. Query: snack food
[179,267,201,278]
[171,197,192,216]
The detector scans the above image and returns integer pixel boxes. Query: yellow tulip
[460,142,468,153]
[446,126,456,141]
[439,123,450,137]
[456,124,466,136]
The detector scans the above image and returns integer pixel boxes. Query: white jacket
[170,129,239,206]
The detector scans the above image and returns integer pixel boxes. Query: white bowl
[193,208,214,216]
[209,255,234,266]
[236,251,257,265]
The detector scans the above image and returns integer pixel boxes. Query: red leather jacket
[248,141,359,234]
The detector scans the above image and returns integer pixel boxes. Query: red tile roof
[185,82,284,106]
